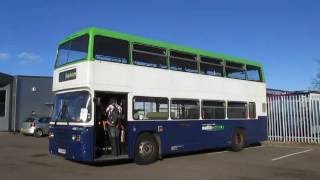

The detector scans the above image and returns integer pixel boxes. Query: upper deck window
[247,65,262,81]
[170,51,198,73]
[132,44,167,69]
[200,57,223,77]
[55,35,89,67]
[94,36,129,64]
[225,62,246,80]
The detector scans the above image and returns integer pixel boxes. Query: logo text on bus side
[202,124,224,131]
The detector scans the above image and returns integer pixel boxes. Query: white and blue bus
[49,27,267,164]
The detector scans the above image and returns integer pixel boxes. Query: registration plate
[58,148,66,154]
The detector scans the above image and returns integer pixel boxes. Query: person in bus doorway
[104,98,122,156]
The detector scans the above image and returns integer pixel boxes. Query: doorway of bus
[94,91,128,160]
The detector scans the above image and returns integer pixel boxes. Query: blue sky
[0,0,319,90]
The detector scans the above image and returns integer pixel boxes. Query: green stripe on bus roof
[59,27,262,67]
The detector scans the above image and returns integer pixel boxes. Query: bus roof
[59,27,262,67]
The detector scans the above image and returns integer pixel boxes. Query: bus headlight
[48,132,54,139]
[72,134,81,142]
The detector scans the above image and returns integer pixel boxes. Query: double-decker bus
[49,27,267,164]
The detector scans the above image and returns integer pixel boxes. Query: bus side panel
[243,116,268,144]
[127,118,267,158]
[201,120,234,148]
[199,118,268,149]
[49,125,95,162]
[127,121,210,158]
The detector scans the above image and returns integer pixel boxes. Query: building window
[171,99,199,119]
[132,44,167,69]
[248,102,256,119]
[133,96,168,120]
[227,102,247,119]
[247,65,262,81]
[0,90,6,117]
[94,36,129,64]
[202,100,225,119]
[200,56,224,77]
[170,51,198,73]
[225,62,246,80]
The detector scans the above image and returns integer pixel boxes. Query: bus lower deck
[49,91,267,164]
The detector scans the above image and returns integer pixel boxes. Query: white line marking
[272,149,313,161]
[266,145,310,149]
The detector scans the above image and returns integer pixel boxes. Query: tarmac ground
[0,132,319,180]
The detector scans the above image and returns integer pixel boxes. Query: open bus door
[93,92,129,161]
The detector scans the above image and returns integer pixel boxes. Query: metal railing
[267,94,320,143]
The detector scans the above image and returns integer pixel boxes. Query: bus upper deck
[54,27,264,79]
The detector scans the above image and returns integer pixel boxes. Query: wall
[15,76,53,130]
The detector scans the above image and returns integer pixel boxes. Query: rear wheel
[230,128,246,152]
[34,129,43,138]
[134,133,159,165]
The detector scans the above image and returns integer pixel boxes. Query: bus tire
[230,128,246,152]
[134,133,159,165]
[34,129,43,138]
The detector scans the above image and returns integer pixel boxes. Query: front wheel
[134,133,159,165]
[230,128,246,152]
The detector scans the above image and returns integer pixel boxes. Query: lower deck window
[227,102,247,119]
[171,99,199,119]
[249,102,256,119]
[133,96,168,120]
[202,101,225,119]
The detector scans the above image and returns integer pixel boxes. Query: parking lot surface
[0,133,320,180]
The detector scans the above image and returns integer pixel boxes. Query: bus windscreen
[55,35,89,67]
[52,91,91,123]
